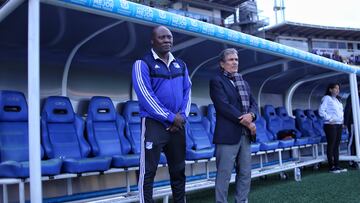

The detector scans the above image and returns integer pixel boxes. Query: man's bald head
[151,26,173,55]
[152,26,171,39]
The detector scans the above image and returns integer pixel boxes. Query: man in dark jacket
[209,48,257,203]
[344,86,360,168]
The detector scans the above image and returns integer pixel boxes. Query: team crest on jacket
[154,64,160,69]
[173,62,180,68]
[146,142,153,149]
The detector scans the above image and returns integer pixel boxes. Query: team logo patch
[173,62,180,68]
[146,142,153,149]
[154,64,160,69]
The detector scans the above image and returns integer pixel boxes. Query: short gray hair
[219,48,238,62]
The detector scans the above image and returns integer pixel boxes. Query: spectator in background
[319,83,348,173]
[332,50,342,62]
[355,55,360,65]
[349,55,355,65]
[344,85,360,168]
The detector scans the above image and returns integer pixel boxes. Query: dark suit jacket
[209,71,258,144]
[344,94,359,126]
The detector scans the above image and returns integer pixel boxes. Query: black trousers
[324,124,343,168]
[347,125,356,156]
[138,118,186,203]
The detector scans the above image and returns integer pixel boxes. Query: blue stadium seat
[314,110,324,126]
[251,142,261,153]
[207,104,260,153]
[185,104,214,160]
[276,107,308,146]
[0,91,61,178]
[207,104,216,139]
[294,109,321,144]
[86,96,139,168]
[305,110,326,142]
[255,115,279,151]
[122,101,166,164]
[264,105,294,148]
[41,96,111,173]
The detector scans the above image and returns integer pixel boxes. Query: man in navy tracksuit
[132,26,191,203]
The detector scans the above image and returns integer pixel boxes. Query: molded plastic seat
[264,105,294,148]
[0,91,61,178]
[294,109,321,144]
[314,110,326,142]
[251,143,261,153]
[276,107,308,146]
[305,110,326,142]
[207,104,216,140]
[87,96,139,168]
[41,96,111,173]
[255,115,279,151]
[122,101,166,164]
[185,104,214,160]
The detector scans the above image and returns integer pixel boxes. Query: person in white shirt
[319,83,347,173]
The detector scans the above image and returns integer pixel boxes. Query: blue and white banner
[50,0,359,74]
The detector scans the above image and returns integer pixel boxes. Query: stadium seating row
[0,90,348,179]
[0,91,215,178]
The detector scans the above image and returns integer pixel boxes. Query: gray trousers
[215,135,251,203]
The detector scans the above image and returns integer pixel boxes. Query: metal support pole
[28,0,42,202]
[61,20,124,96]
[126,171,130,193]
[67,178,73,195]
[206,162,209,179]
[0,0,25,23]
[292,147,299,162]
[19,181,25,203]
[349,74,360,160]
[278,151,283,166]
[3,184,8,203]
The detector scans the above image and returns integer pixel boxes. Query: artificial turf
[184,164,360,203]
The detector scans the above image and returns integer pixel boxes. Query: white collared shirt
[151,49,175,68]
[319,95,344,124]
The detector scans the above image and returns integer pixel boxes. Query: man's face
[220,53,238,73]
[151,27,173,54]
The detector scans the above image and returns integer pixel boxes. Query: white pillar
[349,74,360,160]
[28,0,42,202]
